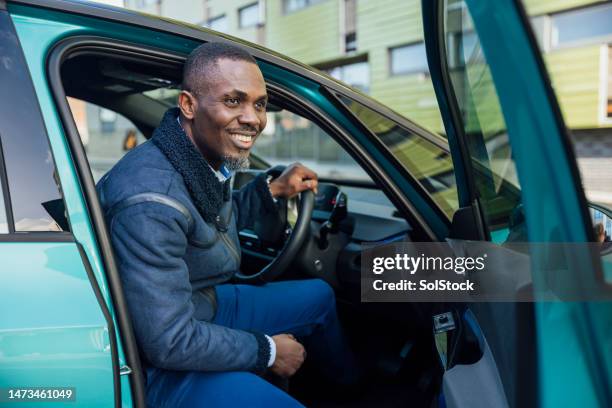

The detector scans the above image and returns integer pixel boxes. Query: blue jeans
[145,279,358,407]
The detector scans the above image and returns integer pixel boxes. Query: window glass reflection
[337,95,459,219]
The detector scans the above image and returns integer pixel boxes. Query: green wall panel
[266,0,339,64]
[357,0,423,51]
[207,0,262,44]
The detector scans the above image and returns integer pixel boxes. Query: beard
[223,152,250,171]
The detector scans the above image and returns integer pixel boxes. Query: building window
[136,0,158,7]
[345,33,357,53]
[551,3,612,48]
[207,14,228,32]
[239,2,261,28]
[344,0,357,53]
[283,0,324,14]
[327,61,369,93]
[389,43,428,76]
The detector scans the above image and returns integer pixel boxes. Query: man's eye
[225,98,240,106]
[255,101,267,110]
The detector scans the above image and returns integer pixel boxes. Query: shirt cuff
[265,335,276,367]
[266,175,278,203]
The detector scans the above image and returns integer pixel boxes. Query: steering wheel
[234,189,314,284]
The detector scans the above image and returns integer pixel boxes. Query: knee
[309,279,336,313]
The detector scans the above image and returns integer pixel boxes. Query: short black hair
[182,42,258,96]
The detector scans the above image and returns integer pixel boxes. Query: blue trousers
[145,279,357,407]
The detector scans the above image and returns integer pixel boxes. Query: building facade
[118,0,612,203]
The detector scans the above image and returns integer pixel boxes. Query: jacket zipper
[218,230,241,264]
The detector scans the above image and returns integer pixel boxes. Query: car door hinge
[119,365,132,376]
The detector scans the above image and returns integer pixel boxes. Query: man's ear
[178,90,197,120]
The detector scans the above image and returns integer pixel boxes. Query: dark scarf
[151,107,231,224]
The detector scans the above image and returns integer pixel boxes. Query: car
[0,0,609,407]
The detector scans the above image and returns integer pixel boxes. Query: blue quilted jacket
[96,108,277,374]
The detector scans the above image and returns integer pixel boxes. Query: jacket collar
[152,107,231,224]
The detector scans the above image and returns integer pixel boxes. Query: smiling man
[97,43,359,407]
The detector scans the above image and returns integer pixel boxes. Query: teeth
[232,133,253,143]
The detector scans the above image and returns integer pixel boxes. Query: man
[97,43,358,407]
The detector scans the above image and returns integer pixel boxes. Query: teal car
[0,0,609,407]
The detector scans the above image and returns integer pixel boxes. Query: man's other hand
[270,334,305,378]
[269,163,318,198]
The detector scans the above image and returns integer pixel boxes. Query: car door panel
[0,241,117,407]
[442,310,508,408]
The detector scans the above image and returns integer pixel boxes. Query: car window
[253,109,370,180]
[67,98,147,182]
[252,109,401,219]
[335,95,459,219]
[0,11,68,233]
[443,0,524,241]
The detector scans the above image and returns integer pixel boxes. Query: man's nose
[238,105,260,128]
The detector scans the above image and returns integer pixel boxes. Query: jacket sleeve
[108,201,270,373]
[232,172,278,231]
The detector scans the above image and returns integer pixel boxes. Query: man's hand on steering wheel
[269,163,318,199]
[234,163,317,283]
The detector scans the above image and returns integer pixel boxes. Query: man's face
[183,58,268,170]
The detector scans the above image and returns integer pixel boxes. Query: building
[117,0,612,202]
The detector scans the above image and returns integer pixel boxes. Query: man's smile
[228,130,257,149]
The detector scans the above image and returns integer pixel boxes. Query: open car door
[422,1,612,407]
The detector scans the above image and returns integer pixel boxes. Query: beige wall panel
[523,0,601,15]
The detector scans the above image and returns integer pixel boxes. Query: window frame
[549,3,612,50]
[49,34,447,244]
[207,14,228,32]
[238,2,261,29]
[46,37,186,408]
[282,0,325,15]
[388,42,429,77]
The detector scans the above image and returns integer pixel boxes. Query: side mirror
[588,202,612,284]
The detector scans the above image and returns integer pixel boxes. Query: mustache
[226,126,258,133]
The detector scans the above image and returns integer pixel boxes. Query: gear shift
[319,191,347,249]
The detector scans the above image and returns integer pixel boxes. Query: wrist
[268,179,282,198]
